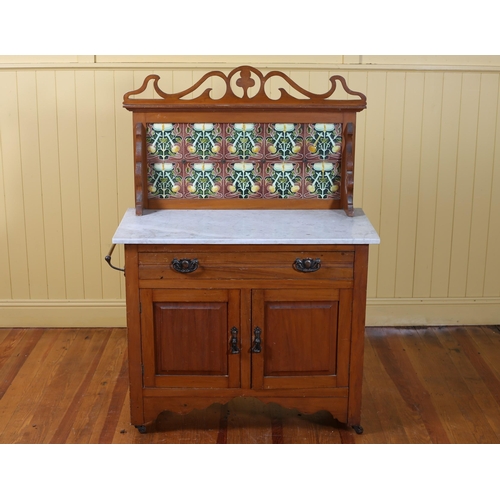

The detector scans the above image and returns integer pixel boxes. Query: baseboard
[366,297,500,326]
[0,297,499,328]
[0,300,127,328]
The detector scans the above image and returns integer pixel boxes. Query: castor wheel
[135,425,147,434]
[352,425,364,434]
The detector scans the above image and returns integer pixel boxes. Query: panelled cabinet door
[251,288,352,390]
[140,288,241,389]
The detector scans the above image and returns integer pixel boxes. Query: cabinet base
[140,395,348,424]
[131,395,363,435]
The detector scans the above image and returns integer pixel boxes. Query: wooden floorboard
[0,326,499,444]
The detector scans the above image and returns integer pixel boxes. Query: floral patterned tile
[304,123,342,161]
[262,162,303,199]
[147,161,183,199]
[183,161,224,199]
[184,123,224,162]
[224,161,263,199]
[264,123,304,161]
[224,123,264,162]
[145,122,342,200]
[303,161,341,199]
[146,123,183,161]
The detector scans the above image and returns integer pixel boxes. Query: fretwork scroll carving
[123,66,366,111]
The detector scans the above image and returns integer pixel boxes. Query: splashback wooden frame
[123,66,367,216]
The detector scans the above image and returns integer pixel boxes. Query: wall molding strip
[0,298,498,328]
[2,61,500,73]
[366,298,500,326]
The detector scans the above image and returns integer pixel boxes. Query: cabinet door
[251,288,352,390]
[141,289,241,388]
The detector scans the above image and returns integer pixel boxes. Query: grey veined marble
[112,209,380,245]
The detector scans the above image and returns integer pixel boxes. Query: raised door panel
[141,288,240,388]
[251,288,346,390]
[154,302,227,375]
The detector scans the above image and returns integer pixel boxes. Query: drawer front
[138,250,354,281]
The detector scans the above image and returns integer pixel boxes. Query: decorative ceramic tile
[305,123,342,160]
[184,162,224,198]
[145,123,342,199]
[225,162,263,198]
[147,123,183,160]
[225,123,264,161]
[263,162,303,199]
[304,161,341,199]
[185,123,223,161]
[265,123,303,161]
[148,162,183,199]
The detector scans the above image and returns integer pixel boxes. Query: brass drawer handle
[171,258,199,273]
[293,258,321,273]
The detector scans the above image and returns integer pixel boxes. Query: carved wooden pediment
[123,65,366,112]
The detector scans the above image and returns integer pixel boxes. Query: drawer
[138,249,354,281]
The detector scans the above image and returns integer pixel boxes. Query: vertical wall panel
[413,72,444,297]
[1,71,30,300]
[347,71,368,210]
[0,133,10,297]
[114,71,135,290]
[483,83,500,297]
[56,70,85,299]
[75,71,102,299]
[376,72,405,298]
[362,72,387,297]
[17,71,48,299]
[431,72,462,298]
[448,73,481,297]
[394,72,425,297]
[36,70,66,299]
[466,74,500,297]
[0,72,20,299]
[95,71,121,300]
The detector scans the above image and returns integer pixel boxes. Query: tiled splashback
[146,123,342,199]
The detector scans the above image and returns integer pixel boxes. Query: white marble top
[112,208,380,245]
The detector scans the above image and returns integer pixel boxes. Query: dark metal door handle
[171,258,199,273]
[230,327,240,354]
[251,326,262,353]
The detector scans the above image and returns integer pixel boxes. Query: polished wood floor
[0,325,499,444]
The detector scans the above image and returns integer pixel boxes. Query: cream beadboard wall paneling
[0,56,499,326]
